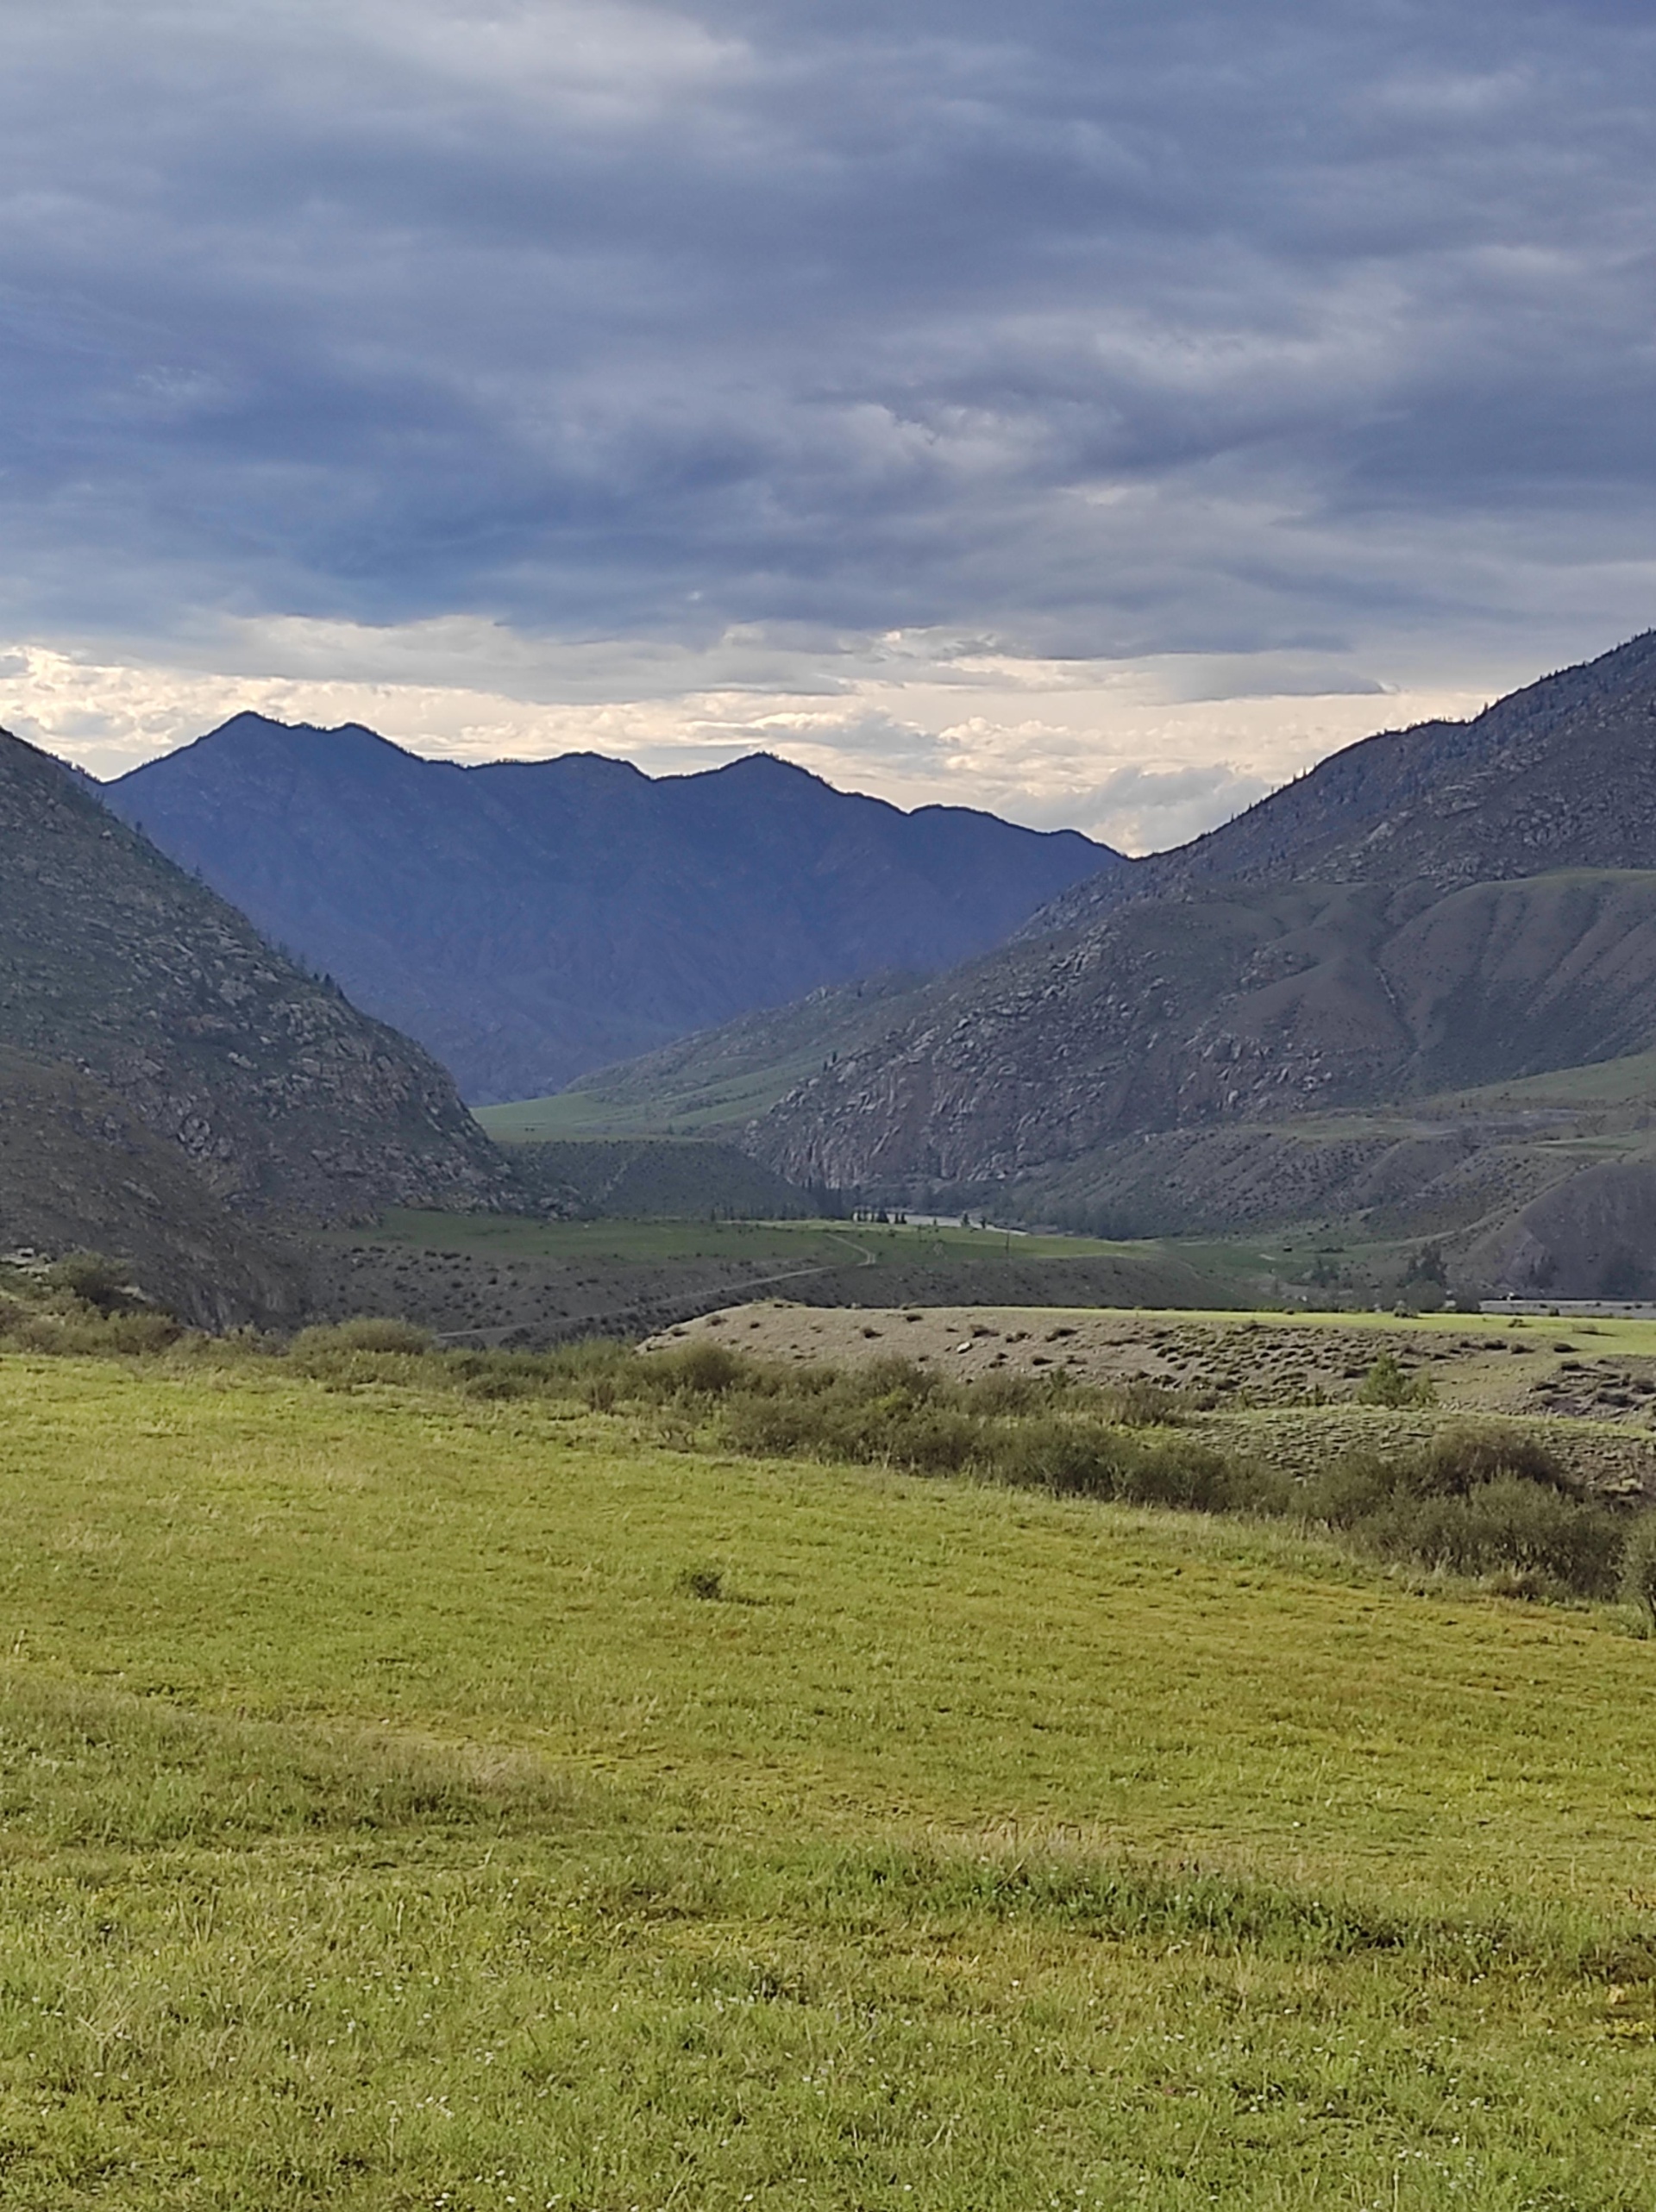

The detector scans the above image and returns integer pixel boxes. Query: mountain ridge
[536,630,1656,1301]
[104,714,1121,1102]
[748,869,1656,1193]
[1032,628,1656,935]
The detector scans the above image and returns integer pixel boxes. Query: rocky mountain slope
[549,630,1656,1297]
[750,870,1656,1192]
[1036,628,1656,933]
[103,715,1119,1102]
[0,1050,304,1326]
[0,726,508,1224]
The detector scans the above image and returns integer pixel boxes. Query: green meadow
[1,1349,1655,2206]
[367,1208,1140,1264]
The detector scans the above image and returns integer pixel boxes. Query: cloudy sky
[3,0,1654,850]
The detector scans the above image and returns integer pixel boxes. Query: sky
[3,0,1655,852]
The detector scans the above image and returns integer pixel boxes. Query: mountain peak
[104,718,1120,1102]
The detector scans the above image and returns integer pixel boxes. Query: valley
[10,640,1656,2205]
[309,1209,1246,1345]
[15,15,1656,2203]
[104,718,1113,1102]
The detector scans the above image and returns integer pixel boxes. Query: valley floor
[309,1213,1243,1348]
[0,1349,1653,2203]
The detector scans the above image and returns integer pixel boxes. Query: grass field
[367,1210,1149,1267]
[1,1348,1655,2203]
[474,1066,816,1140]
[367,1208,871,1266]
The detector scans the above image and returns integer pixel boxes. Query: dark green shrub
[656,1340,749,1396]
[1104,1379,1195,1427]
[1305,1427,1576,1530]
[719,1375,978,1472]
[44,1250,135,1315]
[1355,1351,1435,1408]
[1418,1422,1573,1495]
[990,1419,1283,1515]
[1619,1512,1656,1624]
[1386,1480,1620,1596]
[859,1356,940,1402]
[1299,1450,1419,1527]
[991,1416,1124,1497]
[1305,1450,1621,1597]
[965,1369,1044,1416]
[719,1392,831,1457]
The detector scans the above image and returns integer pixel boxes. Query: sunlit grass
[0,1352,1654,2204]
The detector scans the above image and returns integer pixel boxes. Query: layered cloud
[1,0,1653,836]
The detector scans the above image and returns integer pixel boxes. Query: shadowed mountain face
[104,716,1120,1103]
[0,1050,304,1327]
[0,728,508,1225]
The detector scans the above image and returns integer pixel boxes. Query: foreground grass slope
[1,1353,1656,2204]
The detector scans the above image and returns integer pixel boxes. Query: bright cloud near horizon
[1,1,1653,852]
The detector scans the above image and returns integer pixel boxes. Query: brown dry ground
[655,1301,1656,1495]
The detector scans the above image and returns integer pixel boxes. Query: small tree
[1355,1351,1436,1408]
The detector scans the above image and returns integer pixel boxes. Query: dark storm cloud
[1,0,1654,660]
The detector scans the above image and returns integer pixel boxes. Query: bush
[298,1316,435,1356]
[43,1250,135,1316]
[285,1316,436,1383]
[656,1340,749,1397]
[9,1307,180,1357]
[1302,1441,1622,1598]
[1355,1351,1436,1408]
[968,1369,1045,1417]
[990,1417,1286,1516]
[991,1416,1124,1498]
[1305,1429,1576,1528]
[1383,1480,1621,1598]
[1419,1423,1573,1495]
[1619,1512,1656,1624]
[1103,1378,1196,1427]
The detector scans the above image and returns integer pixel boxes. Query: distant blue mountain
[106,716,1120,1102]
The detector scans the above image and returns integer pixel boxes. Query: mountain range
[104,717,1119,1102]
[18,629,1656,1313]
[1036,627,1656,930]
[545,630,1656,1297]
